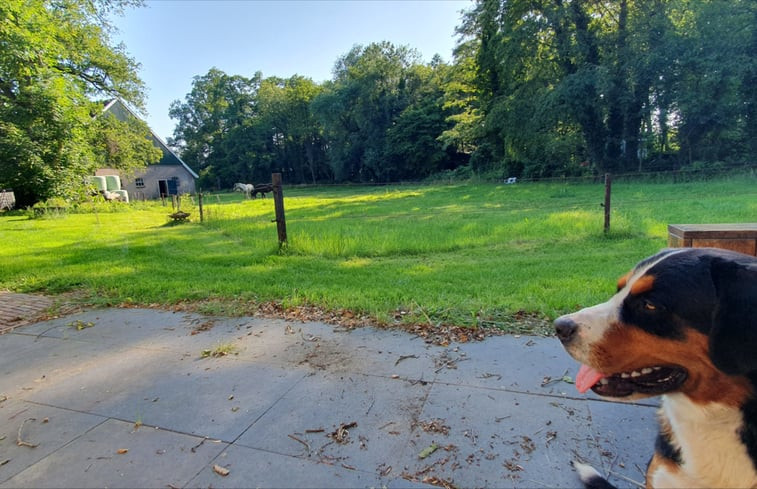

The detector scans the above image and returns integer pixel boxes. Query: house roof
[102,99,200,179]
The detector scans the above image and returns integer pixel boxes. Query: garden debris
[418,443,439,459]
[434,349,469,373]
[423,476,457,489]
[116,448,128,454]
[394,354,419,366]
[301,332,320,342]
[503,459,524,472]
[478,372,502,381]
[288,434,310,451]
[328,421,357,444]
[541,369,574,387]
[16,418,39,448]
[66,319,94,331]
[418,418,450,435]
[212,464,230,476]
[253,300,503,346]
[188,317,217,335]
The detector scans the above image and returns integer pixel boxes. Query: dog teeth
[619,367,662,379]
[599,378,609,385]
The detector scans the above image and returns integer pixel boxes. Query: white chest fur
[653,394,757,488]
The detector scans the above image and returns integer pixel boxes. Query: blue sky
[112,0,472,142]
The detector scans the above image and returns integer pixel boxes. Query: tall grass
[3,175,757,332]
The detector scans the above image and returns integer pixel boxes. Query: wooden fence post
[604,173,612,233]
[272,173,287,246]
[198,192,204,223]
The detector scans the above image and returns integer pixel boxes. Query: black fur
[741,374,757,473]
[709,257,757,375]
[655,429,682,465]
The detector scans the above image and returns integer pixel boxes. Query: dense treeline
[2,1,756,205]
[170,0,757,189]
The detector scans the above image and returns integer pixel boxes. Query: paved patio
[0,303,656,488]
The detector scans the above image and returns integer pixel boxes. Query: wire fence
[273,168,757,225]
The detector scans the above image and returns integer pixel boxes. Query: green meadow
[3,175,756,333]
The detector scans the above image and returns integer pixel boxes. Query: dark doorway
[158,180,168,198]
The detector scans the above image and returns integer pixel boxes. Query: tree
[0,0,153,206]
[257,75,327,184]
[450,0,757,177]
[313,42,457,182]
[169,69,260,189]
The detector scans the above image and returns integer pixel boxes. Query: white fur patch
[655,394,757,488]
[573,461,603,483]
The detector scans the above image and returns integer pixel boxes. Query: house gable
[98,99,199,199]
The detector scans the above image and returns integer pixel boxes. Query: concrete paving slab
[0,305,662,488]
[24,348,306,441]
[432,335,586,396]
[186,444,389,488]
[0,418,227,488]
[398,382,657,488]
[0,399,106,484]
[0,334,127,398]
[237,322,441,379]
[235,371,433,474]
[18,309,211,353]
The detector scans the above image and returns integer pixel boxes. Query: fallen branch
[17,418,39,448]
[288,434,310,451]
[395,354,419,366]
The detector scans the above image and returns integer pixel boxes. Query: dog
[554,247,757,488]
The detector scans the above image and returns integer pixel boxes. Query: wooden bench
[668,223,757,256]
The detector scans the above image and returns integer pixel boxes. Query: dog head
[555,247,757,401]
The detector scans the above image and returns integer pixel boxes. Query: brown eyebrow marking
[630,274,655,295]
[617,271,632,291]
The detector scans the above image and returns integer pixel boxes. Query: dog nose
[554,316,578,343]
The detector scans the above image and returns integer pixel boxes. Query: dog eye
[644,300,657,311]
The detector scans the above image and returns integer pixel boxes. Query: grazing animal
[251,183,273,199]
[233,182,254,198]
[554,247,757,489]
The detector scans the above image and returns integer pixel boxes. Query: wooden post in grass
[272,173,287,246]
[603,173,612,233]
[198,192,204,223]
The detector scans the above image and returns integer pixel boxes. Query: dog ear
[709,257,757,375]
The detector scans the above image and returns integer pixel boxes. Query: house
[96,99,198,200]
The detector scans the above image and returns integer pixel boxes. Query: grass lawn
[3,175,756,333]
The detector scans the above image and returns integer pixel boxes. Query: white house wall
[96,166,196,200]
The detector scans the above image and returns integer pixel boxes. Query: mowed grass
[3,175,757,332]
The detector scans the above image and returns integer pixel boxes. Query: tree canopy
[170,1,757,188]
[4,0,756,203]
[0,0,159,206]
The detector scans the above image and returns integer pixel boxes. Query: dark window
[135,177,145,188]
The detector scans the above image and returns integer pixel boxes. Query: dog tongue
[576,365,606,393]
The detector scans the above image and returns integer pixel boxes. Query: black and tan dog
[555,247,757,488]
